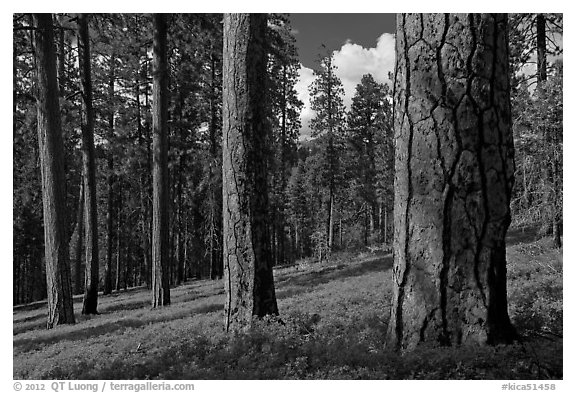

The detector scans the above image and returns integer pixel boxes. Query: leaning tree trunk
[222,13,279,332]
[387,13,517,352]
[151,13,170,307]
[78,14,100,315]
[33,13,76,328]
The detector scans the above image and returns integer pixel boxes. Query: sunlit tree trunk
[33,13,76,328]
[388,13,517,352]
[222,13,279,332]
[151,13,171,307]
[78,14,100,315]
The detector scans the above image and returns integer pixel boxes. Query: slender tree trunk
[208,50,223,280]
[56,14,65,96]
[78,14,99,315]
[115,185,122,291]
[388,14,517,352]
[536,14,547,84]
[222,13,279,332]
[33,13,75,328]
[74,177,84,295]
[327,191,334,250]
[151,13,170,307]
[104,53,115,296]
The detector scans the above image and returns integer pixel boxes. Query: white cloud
[295,33,396,140]
[295,65,315,140]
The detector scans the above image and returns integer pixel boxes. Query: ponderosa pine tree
[388,13,517,352]
[347,74,392,245]
[78,13,100,315]
[308,50,346,252]
[267,14,303,266]
[151,13,171,307]
[222,13,279,332]
[32,13,76,328]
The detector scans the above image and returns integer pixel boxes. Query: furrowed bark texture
[33,13,76,328]
[151,13,171,307]
[78,14,100,315]
[222,13,279,332]
[388,13,516,352]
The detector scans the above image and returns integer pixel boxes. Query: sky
[289,14,396,139]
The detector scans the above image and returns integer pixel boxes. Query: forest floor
[13,230,563,379]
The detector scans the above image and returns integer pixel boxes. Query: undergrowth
[13,235,562,380]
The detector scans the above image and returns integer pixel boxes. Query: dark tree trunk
[208,50,223,280]
[115,184,122,291]
[388,13,517,352]
[151,13,170,307]
[74,177,84,295]
[33,13,76,328]
[536,14,547,84]
[78,14,99,315]
[104,53,115,296]
[222,13,279,332]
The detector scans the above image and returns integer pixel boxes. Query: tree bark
[536,14,547,84]
[104,53,115,296]
[222,13,279,332]
[115,184,122,291]
[78,14,100,315]
[388,13,517,352]
[151,13,170,307]
[74,177,84,295]
[33,13,76,328]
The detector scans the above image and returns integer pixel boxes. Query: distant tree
[32,13,76,328]
[151,13,171,307]
[267,14,303,265]
[509,14,563,247]
[308,50,346,251]
[346,74,393,245]
[78,14,100,315]
[222,13,279,331]
[388,14,517,352]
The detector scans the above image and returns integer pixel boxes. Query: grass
[13,233,562,379]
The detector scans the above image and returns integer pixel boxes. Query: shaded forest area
[13,13,562,379]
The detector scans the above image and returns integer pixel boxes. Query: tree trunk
[78,14,99,315]
[104,53,115,296]
[115,184,122,291]
[33,13,76,328]
[151,13,170,307]
[74,177,84,295]
[536,14,547,84]
[222,13,279,332]
[208,50,223,280]
[388,13,517,352]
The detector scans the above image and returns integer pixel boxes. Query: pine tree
[151,13,171,307]
[308,50,346,251]
[388,13,517,351]
[78,13,100,315]
[222,13,279,331]
[32,13,76,327]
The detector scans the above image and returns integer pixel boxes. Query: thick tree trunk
[78,14,100,315]
[33,13,76,328]
[388,14,517,352]
[151,13,170,307]
[104,53,115,296]
[222,13,279,332]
